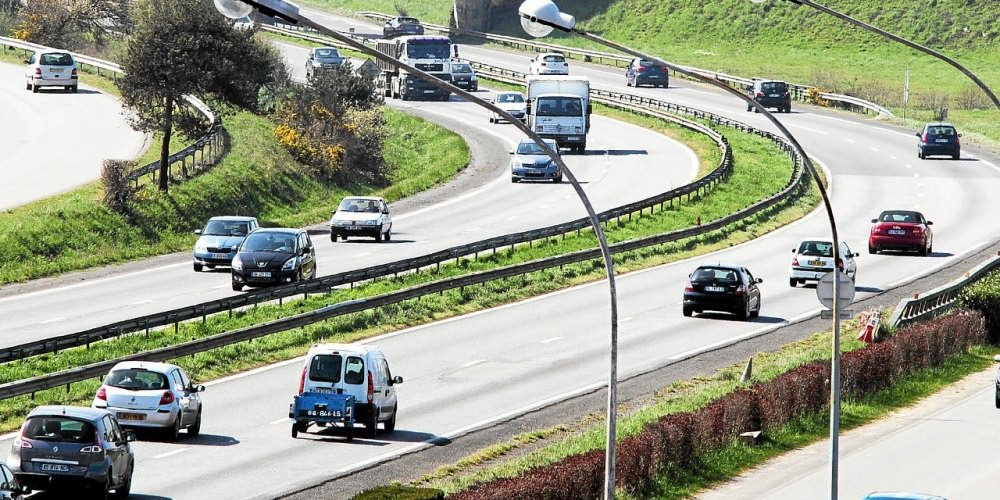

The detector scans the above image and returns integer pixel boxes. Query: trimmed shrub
[958,271,1000,343]
[101,159,137,217]
[353,484,444,500]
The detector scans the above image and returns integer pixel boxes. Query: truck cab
[525,76,591,154]
[374,35,453,101]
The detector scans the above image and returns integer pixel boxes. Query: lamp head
[518,0,575,38]
[214,0,301,23]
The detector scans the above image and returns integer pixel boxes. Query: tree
[118,0,286,191]
[12,0,131,50]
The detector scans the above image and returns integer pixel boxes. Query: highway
[697,365,1000,499]
[4,10,1000,500]
[0,62,147,211]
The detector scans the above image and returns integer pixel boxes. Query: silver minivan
[297,344,402,437]
[25,51,78,93]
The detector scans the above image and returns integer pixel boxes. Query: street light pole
[752,0,1000,110]
[518,0,843,497]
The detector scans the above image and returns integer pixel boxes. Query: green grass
[0,107,813,433]
[296,0,453,25]
[0,108,468,284]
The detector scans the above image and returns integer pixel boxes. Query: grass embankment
[0,107,814,432]
[296,0,453,25]
[413,328,998,498]
[0,108,468,284]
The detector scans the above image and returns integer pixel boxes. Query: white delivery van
[525,75,591,154]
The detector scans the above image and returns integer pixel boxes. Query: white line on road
[845,138,856,143]
[39,317,65,325]
[622,317,633,322]
[889,155,898,160]
[0,261,190,305]
[152,448,189,460]
[270,417,288,425]
[905,164,913,169]
[539,336,562,344]
[461,359,485,368]
[505,216,519,221]
[870,146,880,152]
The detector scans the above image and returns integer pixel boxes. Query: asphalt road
[5,11,1000,500]
[0,62,147,211]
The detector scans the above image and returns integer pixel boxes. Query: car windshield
[691,267,739,283]
[761,82,787,92]
[398,17,419,24]
[106,369,169,390]
[535,97,583,116]
[880,211,921,223]
[406,40,450,59]
[543,55,565,63]
[202,220,250,236]
[241,232,297,252]
[23,416,96,443]
[315,48,340,59]
[452,63,472,73]
[497,93,524,103]
[338,198,382,213]
[927,126,955,136]
[40,53,73,66]
[309,354,342,383]
[516,141,556,155]
[798,241,834,257]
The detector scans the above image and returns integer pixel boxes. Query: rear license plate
[312,387,333,394]
[648,75,659,78]
[808,258,825,266]
[250,271,271,278]
[887,229,906,235]
[307,409,342,417]
[423,90,434,94]
[705,286,725,292]
[769,94,780,97]
[116,412,145,421]
[935,139,949,143]
[51,68,63,73]
[40,463,70,472]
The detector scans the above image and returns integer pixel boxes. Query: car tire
[738,301,751,321]
[868,245,877,255]
[919,244,928,257]
[385,229,391,241]
[232,282,242,292]
[112,463,133,500]
[292,421,307,438]
[918,150,925,159]
[750,299,761,319]
[25,81,30,91]
[511,177,519,183]
[952,153,960,160]
[31,83,38,93]
[753,107,760,113]
[682,307,692,317]
[194,263,203,272]
[789,278,797,287]
[365,411,379,438]
[747,104,752,112]
[341,234,348,241]
[385,405,397,433]
[995,390,1000,409]
[375,230,383,242]
[95,472,112,500]
[555,174,563,183]
[71,85,78,93]
[625,77,631,87]
[489,116,494,123]
[188,409,202,437]
[167,414,182,441]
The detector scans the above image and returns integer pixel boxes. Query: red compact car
[869,210,933,255]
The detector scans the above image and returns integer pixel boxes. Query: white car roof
[341,196,385,202]
[109,361,178,373]
[517,138,557,147]
[308,343,378,356]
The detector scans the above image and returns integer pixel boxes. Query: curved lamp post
[213,0,620,462]
[749,0,1000,110]
[517,0,844,498]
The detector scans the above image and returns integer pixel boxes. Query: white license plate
[40,463,70,472]
[566,136,579,141]
[648,75,659,78]
[526,169,539,174]
[307,409,342,417]
[935,139,949,143]
[705,286,725,292]
[423,90,434,94]
[347,225,362,230]
[211,253,229,259]
[808,259,825,266]
[312,387,333,393]
[116,412,146,421]
[250,271,271,278]
[50,68,63,73]
[887,229,906,235]
[769,94,780,97]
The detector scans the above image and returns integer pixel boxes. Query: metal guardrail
[355,11,893,118]
[0,37,224,186]
[889,253,1000,328]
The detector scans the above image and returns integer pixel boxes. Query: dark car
[231,228,317,291]
[305,47,345,79]
[747,80,791,113]
[450,62,478,91]
[869,210,933,255]
[917,122,961,159]
[383,16,424,38]
[0,463,29,499]
[6,406,135,498]
[683,264,762,320]
[193,216,259,272]
[625,57,668,88]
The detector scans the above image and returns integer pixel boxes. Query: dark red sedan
[869,210,933,256]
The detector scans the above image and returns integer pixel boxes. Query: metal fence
[889,252,1000,328]
[355,11,893,118]
[0,36,224,187]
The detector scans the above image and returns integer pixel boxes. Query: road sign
[816,271,855,310]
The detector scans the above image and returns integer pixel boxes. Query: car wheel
[489,116,494,123]
[112,463,133,500]
[385,229,391,242]
[511,177,519,183]
[188,409,202,437]
[868,245,877,255]
[365,411,379,438]
[919,244,928,257]
[747,104,752,112]
[375,230,383,242]
[682,307,692,317]
[166,414,182,441]
[753,107,760,113]
[918,150,925,159]
[952,153,960,160]
[291,421,307,438]
[71,85,78,93]
[789,278,797,287]
[995,389,1000,409]
[31,83,38,93]
[94,472,112,500]
[625,76,631,87]
[341,234,348,241]
[232,282,242,292]
[194,263,203,272]
[738,301,751,321]
[555,174,563,183]
[750,298,761,319]
[385,405,397,433]
[25,81,30,91]
[331,233,336,242]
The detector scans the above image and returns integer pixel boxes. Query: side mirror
[124,431,137,442]
[870,219,877,223]
[508,150,514,155]
[23,58,30,64]
[958,133,963,137]
[854,252,860,257]
[382,209,390,215]
[915,132,921,137]
[190,384,206,393]
[994,354,1000,363]
[194,229,202,235]
[755,278,764,284]
[926,221,933,225]
[791,248,796,253]
[392,376,404,384]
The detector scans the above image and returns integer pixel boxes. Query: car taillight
[367,371,374,404]
[637,66,646,71]
[912,227,923,235]
[792,256,799,266]
[71,68,77,76]
[684,282,694,292]
[540,62,546,66]
[80,430,103,453]
[298,365,307,395]
[13,437,31,449]
[34,67,41,75]
[734,285,746,296]
[836,259,845,271]
[159,390,175,405]
[96,386,107,401]
[872,226,881,235]
[756,92,764,98]
[921,133,929,142]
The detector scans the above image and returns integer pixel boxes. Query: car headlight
[471,75,477,81]
[312,62,322,67]
[331,219,347,227]
[232,257,243,271]
[365,220,379,226]
[281,257,298,271]
[575,126,583,133]
[195,244,206,251]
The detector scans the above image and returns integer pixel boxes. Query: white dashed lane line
[153,448,189,460]
[540,336,563,344]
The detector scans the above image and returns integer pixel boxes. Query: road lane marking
[461,359,485,368]
[152,448,189,460]
[270,418,288,425]
[845,138,856,143]
[889,155,898,160]
[870,146,880,152]
[539,336,562,344]
[39,317,65,325]
[905,164,913,169]
[622,317,633,322]
[0,261,190,305]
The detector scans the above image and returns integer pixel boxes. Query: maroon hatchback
[868,210,934,256]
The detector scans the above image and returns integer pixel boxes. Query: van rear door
[307,353,344,393]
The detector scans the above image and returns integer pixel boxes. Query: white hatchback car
[25,50,78,93]
[789,238,859,287]
[329,196,392,242]
[529,53,569,75]
[490,91,528,124]
[297,344,402,438]
[92,361,205,441]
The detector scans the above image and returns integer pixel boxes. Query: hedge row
[958,270,1000,343]
[450,310,986,500]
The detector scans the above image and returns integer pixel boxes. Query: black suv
[231,228,317,291]
[383,16,424,38]
[917,122,961,159]
[683,264,762,320]
[625,58,668,88]
[747,80,791,113]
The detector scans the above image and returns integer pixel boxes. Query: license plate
[808,259,825,266]
[250,271,271,278]
[211,253,229,259]
[705,286,725,292]
[347,225,362,230]
[935,139,949,143]
[769,94,780,97]
[649,75,659,78]
[40,463,70,472]
[423,90,434,94]
[566,136,579,141]
[312,387,333,394]
[307,409,342,417]
[887,229,906,235]
[527,169,539,174]
[116,412,145,421]
[51,68,63,73]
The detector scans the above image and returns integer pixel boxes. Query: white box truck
[525,75,591,154]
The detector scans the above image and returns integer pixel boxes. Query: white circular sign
[816,271,855,310]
